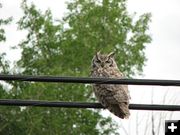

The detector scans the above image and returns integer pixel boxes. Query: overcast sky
[0,0,180,135]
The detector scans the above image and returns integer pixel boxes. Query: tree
[0,2,11,81]
[62,0,151,76]
[1,1,118,135]
[0,3,11,73]
[0,0,151,134]
[0,3,14,134]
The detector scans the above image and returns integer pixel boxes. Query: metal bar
[0,99,180,111]
[1,74,180,86]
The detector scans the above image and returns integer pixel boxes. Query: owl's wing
[105,85,130,119]
[107,103,130,119]
[114,86,130,103]
[113,69,131,100]
[103,85,129,104]
[122,85,131,99]
[104,85,130,119]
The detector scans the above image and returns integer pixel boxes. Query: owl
[91,51,130,119]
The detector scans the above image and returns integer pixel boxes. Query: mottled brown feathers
[91,52,130,119]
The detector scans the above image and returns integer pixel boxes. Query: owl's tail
[108,103,130,119]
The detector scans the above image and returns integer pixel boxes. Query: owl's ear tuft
[96,51,101,58]
[108,52,115,58]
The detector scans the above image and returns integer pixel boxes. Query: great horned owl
[91,51,130,119]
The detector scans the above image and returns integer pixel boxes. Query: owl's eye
[96,60,101,63]
[105,60,111,63]
[106,59,113,67]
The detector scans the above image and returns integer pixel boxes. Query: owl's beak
[101,63,104,68]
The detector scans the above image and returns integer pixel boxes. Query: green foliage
[0,4,12,42]
[0,3,11,73]
[0,0,151,134]
[63,0,151,76]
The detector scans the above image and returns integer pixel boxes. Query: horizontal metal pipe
[1,74,180,86]
[0,99,180,111]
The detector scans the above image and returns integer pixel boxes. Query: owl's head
[92,51,118,69]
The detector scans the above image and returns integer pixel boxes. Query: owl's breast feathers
[91,67,123,78]
[91,67,130,101]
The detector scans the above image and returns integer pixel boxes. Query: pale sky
[0,0,180,135]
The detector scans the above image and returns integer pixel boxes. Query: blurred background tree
[0,3,11,74]
[0,0,151,134]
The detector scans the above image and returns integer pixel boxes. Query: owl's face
[92,51,117,69]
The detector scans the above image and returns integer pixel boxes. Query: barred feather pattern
[91,52,130,119]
